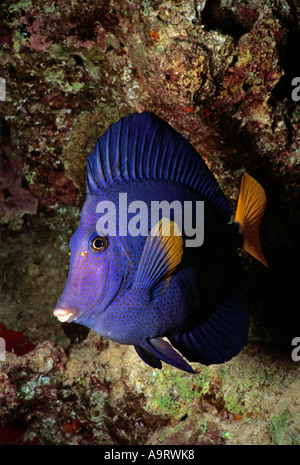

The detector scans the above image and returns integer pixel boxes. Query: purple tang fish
[54,112,268,373]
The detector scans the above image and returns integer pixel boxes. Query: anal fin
[134,345,162,370]
[142,338,194,373]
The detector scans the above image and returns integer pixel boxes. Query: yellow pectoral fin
[235,173,268,267]
[150,217,183,276]
[133,218,183,299]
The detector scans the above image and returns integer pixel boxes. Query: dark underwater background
[0,0,299,445]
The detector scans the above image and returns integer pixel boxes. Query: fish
[53,112,268,373]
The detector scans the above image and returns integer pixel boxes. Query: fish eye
[90,235,108,253]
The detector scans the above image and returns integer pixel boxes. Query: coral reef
[0,0,299,446]
[1,325,299,445]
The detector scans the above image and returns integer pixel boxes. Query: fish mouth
[53,308,76,323]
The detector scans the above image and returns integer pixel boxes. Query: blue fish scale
[92,283,186,345]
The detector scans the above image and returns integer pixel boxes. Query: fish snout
[53,308,76,323]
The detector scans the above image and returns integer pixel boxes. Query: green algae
[24,168,37,185]
[8,0,33,13]
[89,391,107,429]
[219,363,283,415]
[44,69,84,93]
[269,410,300,445]
[18,375,51,401]
[143,367,211,419]
[44,2,56,14]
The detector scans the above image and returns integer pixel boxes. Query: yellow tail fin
[235,173,268,267]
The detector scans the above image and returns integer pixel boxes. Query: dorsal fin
[86,112,231,221]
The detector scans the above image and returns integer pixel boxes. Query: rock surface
[0,0,299,445]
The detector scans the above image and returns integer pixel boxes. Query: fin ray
[169,267,248,366]
[235,173,268,266]
[143,338,194,373]
[134,345,162,369]
[86,112,232,221]
[133,218,183,299]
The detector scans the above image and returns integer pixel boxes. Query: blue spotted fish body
[54,112,267,373]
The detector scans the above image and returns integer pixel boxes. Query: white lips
[53,308,74,322]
